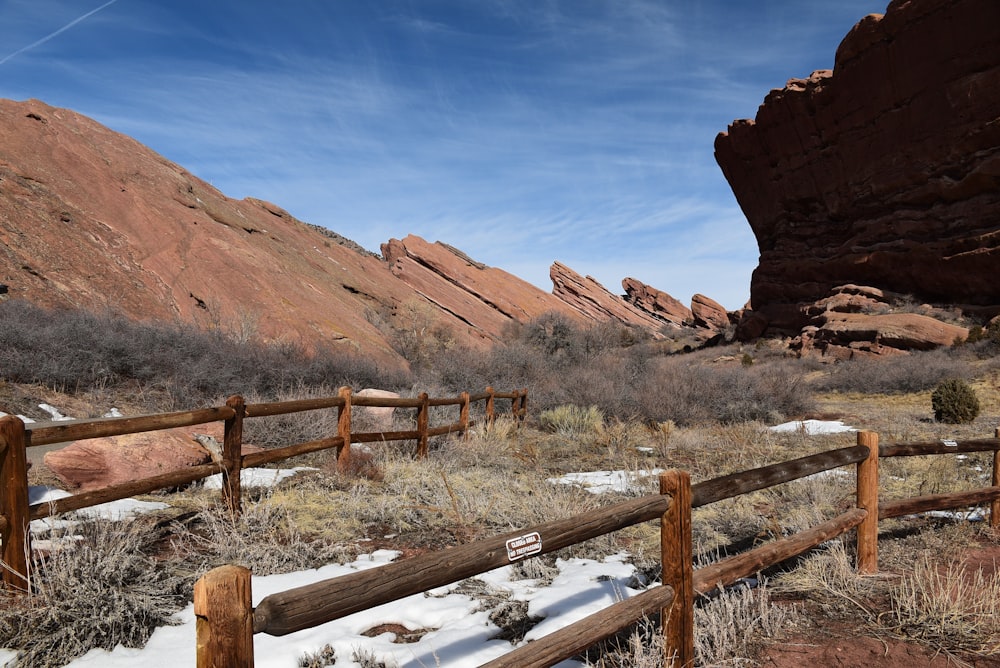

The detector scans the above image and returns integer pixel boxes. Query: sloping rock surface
[714,0,1000,323]
[622,278,692,326]
[0,98,644,362]
[550,262,669,333]
[382,236,585,342]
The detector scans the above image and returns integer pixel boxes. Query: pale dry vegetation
[2,304,1000,666]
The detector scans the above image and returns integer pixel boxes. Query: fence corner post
[485,386,495,431]
[223,395,246,517]
[416,392,430,458]
[195,564,254,668]
[459,391,471,440]
[0,415,31,593]
[991,427,1000,531]
[660,469,693,668]
[856,430,879,575]
[518,388,528,426]
[337,386,353,473]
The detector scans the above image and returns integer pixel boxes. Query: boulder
[813,312,968,352]
[714,0,1000,320]
[550,262,666,333]
[353,388,400,431]
[43,428,213,492]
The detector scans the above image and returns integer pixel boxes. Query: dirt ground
[759,543,1000,668]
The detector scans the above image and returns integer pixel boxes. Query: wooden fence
[0,386,528,592]
[195,428,1000,668]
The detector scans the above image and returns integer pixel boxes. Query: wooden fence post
[856,430,879,575]
[992,427,1000,531]
[0,415,31,592]
[459,392,470,440]
[195,565,254,667]
[222,395,246,516]
[337,386,352,473]
[660,470,693,668]
[485,386,496,431]
[416,392,429,458]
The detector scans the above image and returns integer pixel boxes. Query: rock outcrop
[382,236,584,342]
[714,0,1000,330]
[1,98,675,363]
[621,278,692,327]
[550,262,669,333]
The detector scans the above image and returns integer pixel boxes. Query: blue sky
[0,1,886,310]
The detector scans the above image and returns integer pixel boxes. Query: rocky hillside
[1,98,723,369]
[715,0,1000,337]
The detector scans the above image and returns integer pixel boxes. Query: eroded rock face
[691,294,730,331]
[714,0,1000,322]
[381,236,585,343]
[550,262,668,333]
[621,278,692,326]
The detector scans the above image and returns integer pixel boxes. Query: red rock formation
[714,0,1000,326]
[0,99,599,363]
[621,278,692,326]
[690,294,730,331]
[381,236,584,342]
[550,262,668,333]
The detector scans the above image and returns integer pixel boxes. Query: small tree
[931,379,980,424]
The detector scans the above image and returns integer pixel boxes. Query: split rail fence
[194,427,1000,668]
[0,386,528,592]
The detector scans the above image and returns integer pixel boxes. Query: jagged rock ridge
[0,98,718,363]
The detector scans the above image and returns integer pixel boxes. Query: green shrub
[931,378,980,424]
[538,404,604,435]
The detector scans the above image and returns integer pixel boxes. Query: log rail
[196,427,1000,667]
[0,385,528,591]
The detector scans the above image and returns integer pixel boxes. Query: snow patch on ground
[769,419,856,435]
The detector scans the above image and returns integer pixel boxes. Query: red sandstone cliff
[714,0,1000,330]
[0,98,709,363]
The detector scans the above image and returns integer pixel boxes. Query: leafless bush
[0,300,408,410]
[694,581,800,666]
[813,348,971,395]
[175,491,349,574]
[0,518,188,667]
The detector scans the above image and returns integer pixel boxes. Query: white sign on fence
[506,532,542,561]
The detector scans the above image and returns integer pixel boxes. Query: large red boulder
[43,428,214,491]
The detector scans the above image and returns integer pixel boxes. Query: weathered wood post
[195,565,254,667]
[337,386,352,473]
[416,392,430,458]
[514,388,528,428]
[992,427,1000,531]
[660,469,694,667]
[459,391,470,440]
[485,386,496,431]
[856,430,879,574]
[0,415,31,592]
[222,395,246,516]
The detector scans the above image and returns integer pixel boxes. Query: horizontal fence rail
[0,386,529,593]
[193,427,1000,667]
[253,493,673,636]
